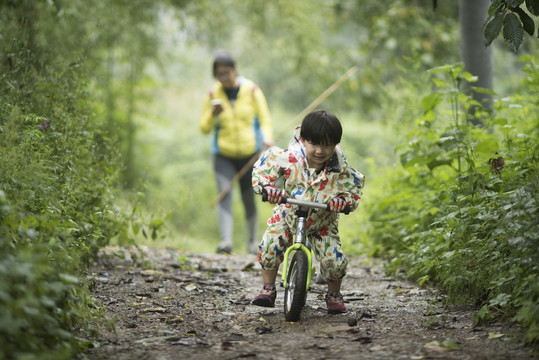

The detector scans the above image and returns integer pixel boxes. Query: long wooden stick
[210,65,359,208]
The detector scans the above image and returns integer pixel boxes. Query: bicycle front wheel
[284,251,309,322]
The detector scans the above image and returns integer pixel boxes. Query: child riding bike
[251,110,365,314]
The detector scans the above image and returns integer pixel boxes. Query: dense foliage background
[368,60,539,343]
[0,0,538,358]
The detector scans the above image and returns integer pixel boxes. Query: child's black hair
[213,51,236,77]
[300,110,342,145]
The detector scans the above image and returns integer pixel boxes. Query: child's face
[301,139,336,170]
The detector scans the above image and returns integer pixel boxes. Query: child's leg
[310,223,348,314]
[258,219,293,271]
[262,268,278,284]
[311,223,349,282]
[252,217,293,307]
[327,278,342,292]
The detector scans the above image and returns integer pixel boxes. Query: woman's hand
[211,103,223,117]
[211,99,223,117]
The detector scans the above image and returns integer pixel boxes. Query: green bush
[369,58,539,345]
[0,100,117,360]
[0,3,124,358]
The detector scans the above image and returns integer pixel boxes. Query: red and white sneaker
[325,291,346,314]
[252,285,276,307]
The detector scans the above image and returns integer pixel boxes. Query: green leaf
[460,71,478,82]
[59,273,79,285]
[507,0,524,7]
[421,92,443,113]
[40,296,57,309]
[468,86,496,95]
[489,0,505,16]
[475,138,498,154]
[150,218,164,228]
[465,157,476,170]
[503,13,524,53]
[475,305,491,325]
[490,293,512,307]
[525,0,539,15]
[443,250,456,259]
[428,64,458,75]
[418,275,430,286]
[432,78,447,87]
[484,15,504,46]
[514,6,536,35]
[427,158,453,170]
[509,236,525,245]
[400,151,427,168]
[499,124,515,134]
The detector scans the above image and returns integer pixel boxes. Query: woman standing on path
[200,51,274,254]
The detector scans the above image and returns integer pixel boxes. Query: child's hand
[328,196,346,213]
[264,185,285,204]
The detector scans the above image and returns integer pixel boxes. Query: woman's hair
[300,110,342,145]
[212,51,236,77]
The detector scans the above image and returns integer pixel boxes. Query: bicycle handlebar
[262,189,351,215]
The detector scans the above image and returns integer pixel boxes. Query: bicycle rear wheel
[284,251,308,322]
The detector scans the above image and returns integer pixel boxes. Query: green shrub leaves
[485,0,539,53]
[370,59,539,345]
[503,13,525,53]
[0,4,123,359]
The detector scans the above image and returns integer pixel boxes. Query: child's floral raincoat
[252,128,365,235]
[252,128,365,278]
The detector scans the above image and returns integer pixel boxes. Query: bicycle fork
[281,210,314,292]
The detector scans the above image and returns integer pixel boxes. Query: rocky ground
[81,246,537,360]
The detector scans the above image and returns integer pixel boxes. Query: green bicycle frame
[261,193,350,301]
[281,243,314,292]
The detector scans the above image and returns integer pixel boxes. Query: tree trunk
[123,61,138,189]
[459,0,493,124]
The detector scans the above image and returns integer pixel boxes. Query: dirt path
[81,246,536,360]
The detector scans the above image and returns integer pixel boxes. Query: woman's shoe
[216,244,232,254]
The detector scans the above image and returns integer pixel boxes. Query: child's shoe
[252,285,276,307]
[325,291,346,314]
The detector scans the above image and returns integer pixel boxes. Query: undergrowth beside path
[367,60,539,346]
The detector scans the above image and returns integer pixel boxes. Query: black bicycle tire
[284,251,308,322]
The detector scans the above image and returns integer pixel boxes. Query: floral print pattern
[252,128,365,280]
